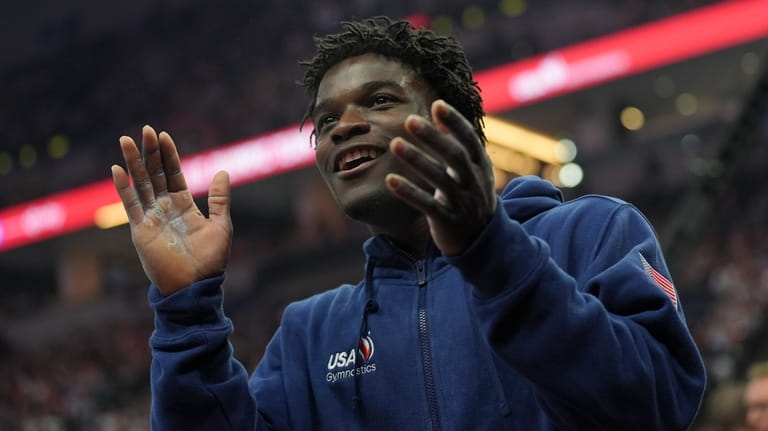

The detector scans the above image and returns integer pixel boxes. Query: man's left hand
[386,99,497,256]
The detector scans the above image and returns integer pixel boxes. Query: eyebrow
[313,80,405,120]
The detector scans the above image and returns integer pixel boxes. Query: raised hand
[385,100,497,256]
[111,126,232,295]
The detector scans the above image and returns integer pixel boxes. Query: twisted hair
[300,16,485,144]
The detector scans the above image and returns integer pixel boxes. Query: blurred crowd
[2,0,764,430]
[681,136,768,430]
[0,319,151,430]
[0,0,720,207]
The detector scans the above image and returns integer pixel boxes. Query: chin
[338,189,417,228]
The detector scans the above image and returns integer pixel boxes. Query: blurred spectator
[695,380,747,431]
[745,361,768,431]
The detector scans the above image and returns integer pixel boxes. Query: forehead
[746,377,768,401]
[316,53,428,102]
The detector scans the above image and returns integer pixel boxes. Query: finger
[120,134,156,209]
[431,100,485,164]
[111,164,144,224]
[158,131,188,193]
[142,125,168,196]
[390,137,462,204]
[385,173,453,221]
[208,170,231,226]
[405,115,472,183]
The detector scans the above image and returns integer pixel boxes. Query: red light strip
[1,0,767,252]
[0,125,314,251]
[477,0,768,112]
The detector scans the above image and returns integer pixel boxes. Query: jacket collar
[361,235,448,283]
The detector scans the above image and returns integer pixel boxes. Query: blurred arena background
[0,0,766,429]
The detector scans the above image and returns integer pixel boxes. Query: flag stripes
[639,253,678,307]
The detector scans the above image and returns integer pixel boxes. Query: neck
[368,217,432,258]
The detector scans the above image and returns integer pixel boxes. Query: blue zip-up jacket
[148,176,706,430]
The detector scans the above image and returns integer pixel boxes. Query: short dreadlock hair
[300,16,485,145]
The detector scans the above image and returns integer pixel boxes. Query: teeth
[337,148,381,171]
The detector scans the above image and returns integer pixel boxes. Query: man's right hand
[111,125,232,296]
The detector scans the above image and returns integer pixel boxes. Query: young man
[745,361,768,431]
[112,16,706,430]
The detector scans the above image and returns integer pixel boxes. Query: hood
[500,175,563,223]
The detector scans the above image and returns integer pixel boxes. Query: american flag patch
[639,253,677,307]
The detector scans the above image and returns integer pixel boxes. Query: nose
[331,107,370,144]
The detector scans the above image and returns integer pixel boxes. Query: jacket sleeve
[448,198,706,430]
[148,275,278,430]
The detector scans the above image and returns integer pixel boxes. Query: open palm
[112,126,232,295]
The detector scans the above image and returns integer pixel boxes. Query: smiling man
[112,16,705,430]
[310,51,495,257]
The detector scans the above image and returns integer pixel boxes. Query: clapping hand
[386,100,497,256]
[111,126,232,295]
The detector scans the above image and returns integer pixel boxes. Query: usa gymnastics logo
[325,332,378,383]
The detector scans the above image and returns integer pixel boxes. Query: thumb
[208,170,231,224]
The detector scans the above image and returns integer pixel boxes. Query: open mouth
[336,146,384,172]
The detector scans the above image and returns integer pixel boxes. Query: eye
[371,93,397,107]
[315,114,337,133]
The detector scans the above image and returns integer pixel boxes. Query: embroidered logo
[359,333,374,362]
[639,253,678,308]
[325,332,378,383]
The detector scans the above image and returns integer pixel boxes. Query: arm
[387,103,704,429]
[451,200,705,430]
[149,276,261,430]
[113,127,277,429]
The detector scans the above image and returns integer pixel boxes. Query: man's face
[745,376,768,431]
[313,53,436,226]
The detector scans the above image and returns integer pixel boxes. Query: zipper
[417,258,441,430]
[415,259,427,286]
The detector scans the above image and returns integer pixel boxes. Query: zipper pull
[416,259,427,286]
